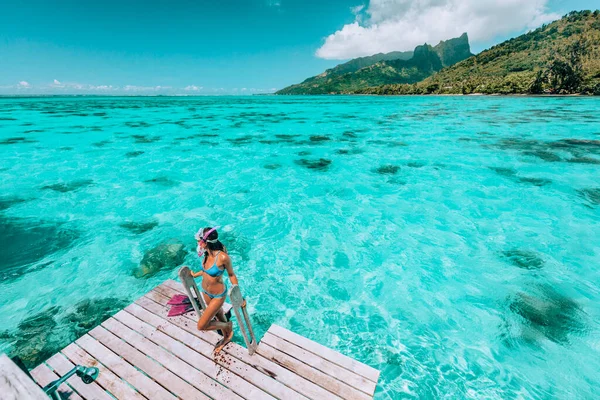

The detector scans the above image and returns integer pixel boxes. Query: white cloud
[0,81,272,95]
[123,85,153,92]
[90,85,114,91]
[316,0,560,59]
[51,79,66,88]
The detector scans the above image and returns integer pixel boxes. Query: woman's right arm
[190,270,203,278]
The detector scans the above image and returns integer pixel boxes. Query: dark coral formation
[133,240,187,278]
[275,134,299,141]
[263,163,282,170]
[495,137,600,164]
[578,188,600,207]
[489,167,552,187]
[92,140,112,148]
[131,134,160,143]
[309,135,330,143]
[0,216,79,281]
[568,157,600,165]
[294,158,332,171]
[41,179,93,193]
[523,150,562,162]
[125,121,153,128]
[227,135,254,145]
[4,306,62,368]
[502,250,545,270]
[506,284,586,345]
[373,165,401,175]
[367,139,408,147]
[62,297,129,338]
[489,167,516,177]
[0,137,37,145]
[4,296,130,368]
[144,176,180,187]
[119,220,159,234]
[517,177,552,187]
[125,151,145,158]
[0,196,27,211]
[336,148,363,155]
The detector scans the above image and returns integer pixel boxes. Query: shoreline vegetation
[277,10,600,96]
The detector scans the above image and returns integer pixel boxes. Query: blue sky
[0,0,597,94]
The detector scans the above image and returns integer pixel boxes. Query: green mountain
[325,50,414,75]
[435,33,475,67]
[276,33,472,94]
[354,10,600,95]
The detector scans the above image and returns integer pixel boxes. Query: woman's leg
[197,295,232,332]
[201,292,228,324]
[198,293,234,354]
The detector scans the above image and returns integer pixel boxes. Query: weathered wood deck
[29,279,380,399]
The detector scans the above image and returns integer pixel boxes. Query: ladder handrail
[178,266,207,314]
[229,284,258,355]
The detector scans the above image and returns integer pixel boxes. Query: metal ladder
[43,365,99,400]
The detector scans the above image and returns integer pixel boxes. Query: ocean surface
[0,95,599,399]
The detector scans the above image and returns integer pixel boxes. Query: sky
[0,0,597,95]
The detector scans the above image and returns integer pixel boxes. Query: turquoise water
[1,96,599,398]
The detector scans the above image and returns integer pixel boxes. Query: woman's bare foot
[214,324,234,354]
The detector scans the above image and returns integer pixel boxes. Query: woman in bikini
[191,226,243,353]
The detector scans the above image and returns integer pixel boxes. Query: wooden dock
[28,279,380,399]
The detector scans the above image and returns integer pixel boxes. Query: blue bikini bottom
[202,285,227,299]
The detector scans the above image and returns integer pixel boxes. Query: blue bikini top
[203,251,225,277]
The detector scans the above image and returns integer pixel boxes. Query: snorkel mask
[195,226,220,255]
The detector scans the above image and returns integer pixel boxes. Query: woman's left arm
[223,254,246,307]
[223,254,239,285]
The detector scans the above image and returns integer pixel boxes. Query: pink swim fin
[168,304,194,317]
[167,294,190,305]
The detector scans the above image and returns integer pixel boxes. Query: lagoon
[0,95,599,399]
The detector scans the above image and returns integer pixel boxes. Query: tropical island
[277,10,600,96]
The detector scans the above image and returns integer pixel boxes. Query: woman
[190,226,241,354]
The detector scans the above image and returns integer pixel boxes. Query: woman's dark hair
[202,227,226,265]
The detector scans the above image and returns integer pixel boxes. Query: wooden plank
[142,290,346,399]
[156,280,233,314]
[124,304,278,400]
[136,295,306,399]
[88,326,206,400]
[45,352,112,400]
[257,341,370,400]
[29,362,82,400]
[261,332,376,396]
[160,282,379,395]
[137,293,328,400]
[162,278,188,292]
[101,317,221,400]
[76,334,175,400]
[115,308,260,400]
[60,343,146,400]
[268,324,380,383]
